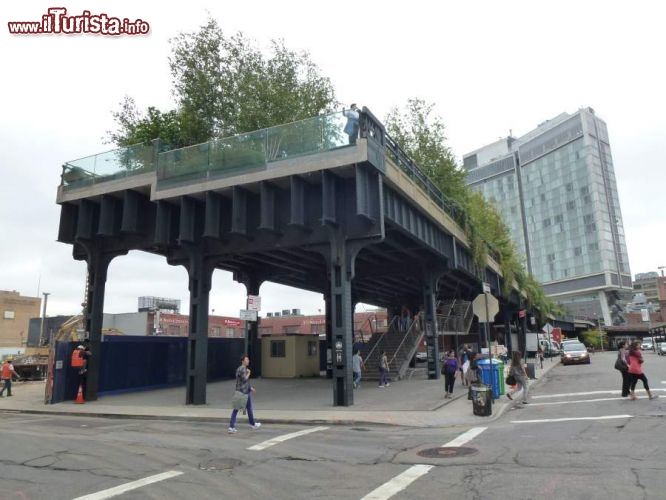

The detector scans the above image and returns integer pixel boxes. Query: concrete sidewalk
[0,357,561,428]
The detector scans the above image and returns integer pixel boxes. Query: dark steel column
[185,252,214,405]
[325,292,333,378]
[328,239,354,407]
[82,249,124,401]
[238,273,263,377]
[422,277,440,379]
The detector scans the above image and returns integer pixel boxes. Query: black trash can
[471,384,492,416]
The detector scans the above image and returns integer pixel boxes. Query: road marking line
[360,464,434,500]
[442,426,487,448]
[530,397,625,406]
[511,414,632,424]
[532,388,666,399]
[72,470,183,500]
[247,426,329,451]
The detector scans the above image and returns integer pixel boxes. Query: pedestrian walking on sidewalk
[506,351,529,406]
[0,358,20,397]
[465,351,480,385]
[378,350,390,388]
[352,349,365,389]
[442,350,458,398]
[615,341,630,397]
[228,355,262,434]
[627,341,657,400]
[458,344,470,386]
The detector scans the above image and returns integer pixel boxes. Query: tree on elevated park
[384,98,562,320]
[107,16,337,149]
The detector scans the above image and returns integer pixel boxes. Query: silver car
[561,342,591,365]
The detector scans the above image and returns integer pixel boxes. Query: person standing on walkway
[506,351,529,405]
[0,358,20,397]
[615,341,630,397]
[458,344,470,386]
[228,355,262,434]
[627,341,657,400]
[352,349,365,389]
[343,103,360,145]
[378,350,390,388]
[442,350,458,398]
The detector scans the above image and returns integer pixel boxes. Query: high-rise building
[463,107,631,325]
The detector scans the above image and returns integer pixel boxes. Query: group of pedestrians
[616,340,658,400]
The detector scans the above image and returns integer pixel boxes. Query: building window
[566,200,576,210]
[225,327,235,338]
[574,247,582,256]
[543,218,551,228]
[167,325,180,336]
[308,341,317,356]
[271,340,286,358]
[3,310,15,320]
[211,326,221,337]
[547,253,556,262]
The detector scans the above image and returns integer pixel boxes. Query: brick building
[0,290,41,349]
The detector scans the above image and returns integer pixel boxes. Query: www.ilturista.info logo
[8,8,150,35]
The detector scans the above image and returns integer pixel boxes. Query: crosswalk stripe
[72,470,183,499]
[511,414,632,424]
[360,464,434,500]
[247,426,329,451]
[442,427,487,448]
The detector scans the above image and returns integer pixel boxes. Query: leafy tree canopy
[108,17,337,147]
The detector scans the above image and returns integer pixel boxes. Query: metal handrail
[388,318,420,367]
[364,315,398,364]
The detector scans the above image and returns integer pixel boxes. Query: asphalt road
[2,351,665,499]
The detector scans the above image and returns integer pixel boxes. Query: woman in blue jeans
[228,355,261,434]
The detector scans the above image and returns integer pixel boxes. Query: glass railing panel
[62,143,156,189]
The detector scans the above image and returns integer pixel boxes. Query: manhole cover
[199,458,243,471]
[417,447,478,458]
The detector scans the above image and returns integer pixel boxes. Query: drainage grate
[417,447,478,458]
[199,458,243,471]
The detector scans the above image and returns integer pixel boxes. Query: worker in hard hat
[0,358,20,397]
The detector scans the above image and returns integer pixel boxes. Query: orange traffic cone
[75,384,85,404]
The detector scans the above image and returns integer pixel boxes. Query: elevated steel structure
[56,108,519,406]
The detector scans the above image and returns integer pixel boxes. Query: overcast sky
[2,1,664,319]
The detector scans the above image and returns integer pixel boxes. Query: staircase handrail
[364,315,398,364]
[388,318,424,378]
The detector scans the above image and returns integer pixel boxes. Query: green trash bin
[471,384,492,416]
[499,362,505,395]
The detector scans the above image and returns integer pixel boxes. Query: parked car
[415,351,427,362]
[641,339,654,351]
[657,343,666,356]
[561,342,591,365]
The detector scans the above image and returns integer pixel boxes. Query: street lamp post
[39,292,50,347]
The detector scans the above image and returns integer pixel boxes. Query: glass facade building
[463,108,632,325]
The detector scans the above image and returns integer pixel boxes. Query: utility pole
[39,292,50,346]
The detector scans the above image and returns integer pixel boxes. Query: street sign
[542,322,553,334]
[239,309,258,321]
[472,293,499,323]
[482,282,491,294]
[247,295,261,311]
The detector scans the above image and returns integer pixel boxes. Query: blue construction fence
[49,336,244,403]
